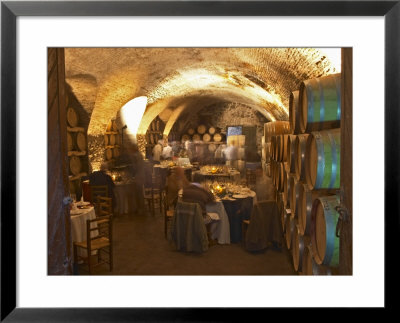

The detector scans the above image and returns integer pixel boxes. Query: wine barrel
[181,134,190,142]
[67,107,78,127]
[271,160,276,187]
[285,216,296,250]
[292,226,307,272]
[76,132,86,151]
[277,192,284,215]
[305,129,341,190]
[298,183,336,236]
[69,156,81,175]
[289,91,301,134]
[265,142,271,162]
[156,119,160,131]
[106,119,117,132]
[299,73,341,133]
[104,134,109,146]
[281,207,291,233]
[151,120,156,131]
[286,135,297,173]
[276,162,285,192]
[105,148,113,161]
[109,134,117,146]
[264,121,291,140]
[277,134,288,162]
[294,134,309,181]
[197,124,206,134]
[290,178,302,219]
[282,170,288,208]
[270,136,276,160]
[67,132,74,151]
[283,172,292,209]
[213,133,222,142]
[266,163,271,177]
[311,195,341,267]
[209,127,216,135]
[113,146,120,159]
[188,128,195,135]
[203,133,211,142]
[208,144,217,152]
[192,134,201,141]
[302,244,333,275]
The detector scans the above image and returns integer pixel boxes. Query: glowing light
[316,48,342,72]
[120,96,148,143]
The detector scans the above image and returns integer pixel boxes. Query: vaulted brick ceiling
[64,48,340,136]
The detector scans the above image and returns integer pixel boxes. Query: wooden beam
[339,48,353,275]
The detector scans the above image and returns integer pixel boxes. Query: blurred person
[171,141,181,157]
[162,142,173,160]
[185,140,195,162]
[126,142,145,216]
[88,161,116,209]
[214,144,226,165]
[224,140,239,169]
[152,139,164,163]
[171,167,215,215]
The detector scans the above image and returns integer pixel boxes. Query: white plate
[232,194,247,199]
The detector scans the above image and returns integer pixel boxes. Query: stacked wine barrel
[104,118,121,162]
[66,106,88,179]
[262,121,290,177]
[146,116,164,146]
[182,125,224,143]
[280,73,342,275]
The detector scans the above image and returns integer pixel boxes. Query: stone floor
[76,174,297,276]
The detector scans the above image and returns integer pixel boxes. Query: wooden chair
[163,189,177,239]
[90,185,109,215]
[143,164,163,216]
[73,215,113,275]
[242,219,250,247]
[96,196,113,217]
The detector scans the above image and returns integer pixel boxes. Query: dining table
[113,181,135,215]
[153,163,193,185]
[70,203,97,259]
[192,168,241,184]
[220,187,257,243]
[179,183,257,244]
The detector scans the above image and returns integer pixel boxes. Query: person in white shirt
[214,144,226,164]
[152,139,163,163]
[162,142,173,160]
[224,141,239,169]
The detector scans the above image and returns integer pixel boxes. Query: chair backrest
[143,162,154,188]
[170,200,209,252]
[97,196,113,216]
[86,215,112,251]
[90,185,108,202]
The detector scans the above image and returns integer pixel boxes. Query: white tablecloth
[205,201,231,244]
[70,206,97,258]
[114,182,134,215]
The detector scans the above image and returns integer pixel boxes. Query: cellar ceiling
[64,47,340,136]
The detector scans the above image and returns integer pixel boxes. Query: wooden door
[48,48,72,275]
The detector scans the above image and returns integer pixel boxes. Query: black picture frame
[1,0,398,321]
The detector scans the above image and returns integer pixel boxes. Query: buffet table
[192,169,240,184]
